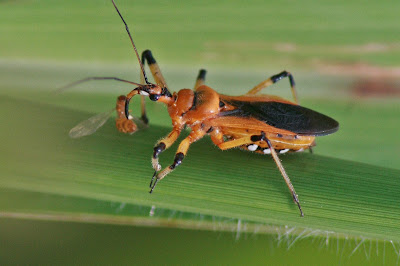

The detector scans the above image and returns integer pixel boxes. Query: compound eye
[149,94,161,101]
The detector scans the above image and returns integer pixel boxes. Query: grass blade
[1,95,399,242]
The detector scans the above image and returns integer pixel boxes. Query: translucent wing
[69,109,114,138]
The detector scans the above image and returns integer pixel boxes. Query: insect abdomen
[242,144,292,154]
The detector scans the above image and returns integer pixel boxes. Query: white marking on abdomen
[140,91,149,96]
[280,149,290,154]
[247,144,258,151]
[263,148,271,154]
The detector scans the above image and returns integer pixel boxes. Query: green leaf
[1,93,399,242]
[2,0,400,263]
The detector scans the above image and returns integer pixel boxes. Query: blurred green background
[1,0,400,265]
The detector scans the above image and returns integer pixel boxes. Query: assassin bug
[64,0,339,216]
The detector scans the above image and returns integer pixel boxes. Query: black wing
[221,99,339,136]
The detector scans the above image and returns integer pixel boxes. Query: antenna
[111,0,150,84]
[55,77,144,95]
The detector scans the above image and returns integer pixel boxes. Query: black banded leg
[151,127,182,186]
[149,142,167,189]
[150,152,185,193]
[150,127,206,193]
[141,50,169,89]
[246,70,299,104]
[194,69,207,90]
[139,50,171,125]
[216,131,263,150]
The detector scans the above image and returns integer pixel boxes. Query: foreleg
[151,127,182,172]
[150,127,206,192]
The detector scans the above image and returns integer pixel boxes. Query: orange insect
[65,0,339,216]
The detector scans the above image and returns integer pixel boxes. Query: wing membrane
[69,109,113,138]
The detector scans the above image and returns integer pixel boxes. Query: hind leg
[246,71,299,104]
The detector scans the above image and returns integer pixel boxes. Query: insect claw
[292,192,304,217]
[297,201,304,217]
[149,178,159,194]
[150,171,157,188]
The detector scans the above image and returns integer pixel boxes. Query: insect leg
[215,135,255,150]
[246,71,299,104]
[138,50,170,124]
[264,137,304,217]
[212,131,265,151]
[211,130,304,216]
[150,128,206,193]
[194,69,207,90]
[209,128,224,146]
[138,65,149,125]
[141,50,169,89]
[151,127,182,174]
[139,95,149,124]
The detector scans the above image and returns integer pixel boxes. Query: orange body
[152,85,315,153]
